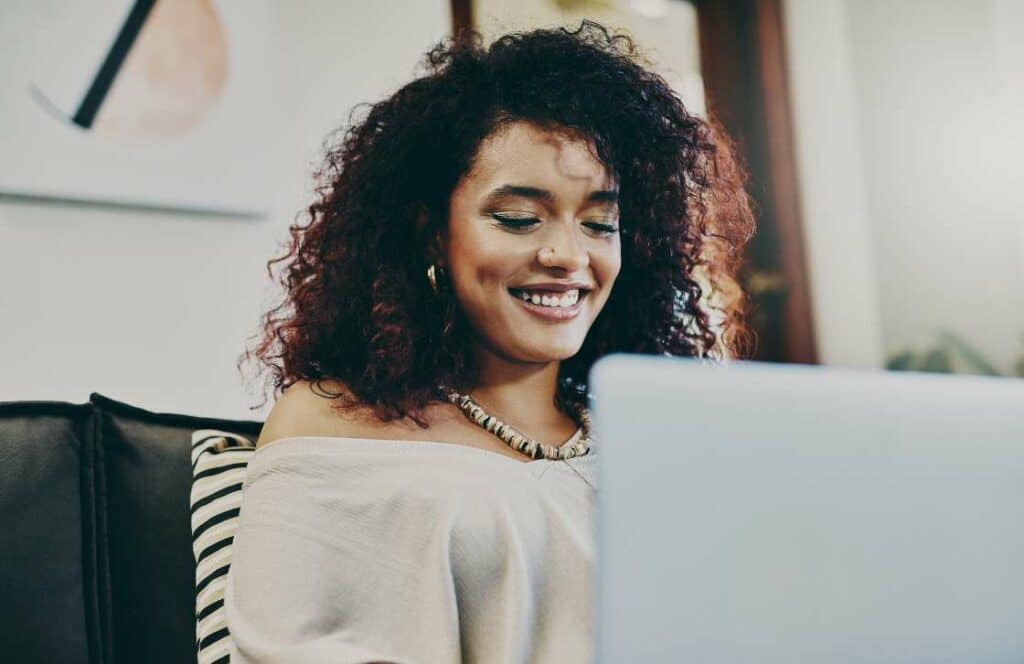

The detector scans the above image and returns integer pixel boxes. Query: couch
[0,393,263,664]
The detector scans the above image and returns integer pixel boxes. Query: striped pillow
[190,429,256,664]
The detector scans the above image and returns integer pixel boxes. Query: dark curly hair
[238,20,756,426]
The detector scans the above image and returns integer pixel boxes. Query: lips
[509,282,594,293]
[507,287,589,321]
[508,286,580,296]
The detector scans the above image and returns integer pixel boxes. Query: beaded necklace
[441,387,593,461]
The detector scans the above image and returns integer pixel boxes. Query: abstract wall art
[0,0,273,215]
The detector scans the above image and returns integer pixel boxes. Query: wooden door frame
[694,0,816,364]
[451,0,472,37]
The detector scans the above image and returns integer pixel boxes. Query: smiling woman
[229,19,755,663]
[240,21,755,429]
[439,122,622,363]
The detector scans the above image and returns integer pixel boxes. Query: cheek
[447,234,516,298]
[596,243,622,284]
[587,246,621,312]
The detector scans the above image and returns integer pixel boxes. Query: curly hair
[238,20,756,425]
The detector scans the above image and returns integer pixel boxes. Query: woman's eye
[490,214,619,236]
[491,214,539,230]
[584,221,620,236]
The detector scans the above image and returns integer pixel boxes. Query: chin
[522,339,585,361]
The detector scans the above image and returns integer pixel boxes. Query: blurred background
[1,0,1021,419]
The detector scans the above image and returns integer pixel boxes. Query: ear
[414,204,448,267]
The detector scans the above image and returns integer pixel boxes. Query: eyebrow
[483,184,619,209]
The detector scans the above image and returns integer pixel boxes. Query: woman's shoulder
[256,379,383,449]
[256,379,463,449]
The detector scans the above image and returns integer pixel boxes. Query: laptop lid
[590,353,1024,662]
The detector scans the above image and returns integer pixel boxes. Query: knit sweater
[224,434,597,663]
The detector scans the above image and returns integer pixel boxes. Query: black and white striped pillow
[190,429,256,664]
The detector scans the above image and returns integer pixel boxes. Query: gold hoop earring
[427,264,446,296]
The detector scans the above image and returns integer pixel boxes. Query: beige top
[224,435,598,664]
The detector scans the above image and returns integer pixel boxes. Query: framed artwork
[0,0,273,215]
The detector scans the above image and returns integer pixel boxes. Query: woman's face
[442,121,622,364]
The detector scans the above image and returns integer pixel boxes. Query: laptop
[589,353,1024,662]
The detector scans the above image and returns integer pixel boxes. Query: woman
[228,20,754,663]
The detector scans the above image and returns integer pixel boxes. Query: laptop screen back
[590,354,1024,662]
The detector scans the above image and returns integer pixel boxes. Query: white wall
[785,0,1024,374]
[783,0,885,369]
[845,0,1024,372]
[0,2,451,419]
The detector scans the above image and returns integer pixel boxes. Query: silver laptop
[589,353,1024,663]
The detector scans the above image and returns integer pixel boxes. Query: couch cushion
[90,394,261,664]
[190,430,256,664]
[0,400,105,664]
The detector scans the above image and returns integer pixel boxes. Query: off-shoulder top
[223,435,598,663]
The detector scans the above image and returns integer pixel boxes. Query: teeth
[511,288,581,308]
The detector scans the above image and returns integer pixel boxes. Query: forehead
[465,122,615,191]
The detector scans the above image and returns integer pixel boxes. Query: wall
[784,0,1024,374]
[783,0,886,369]
[846,0,1024,373]
[0,1,451,418]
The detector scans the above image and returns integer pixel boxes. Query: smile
[507,287,589,321]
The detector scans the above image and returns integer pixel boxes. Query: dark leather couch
[0,393,263,664]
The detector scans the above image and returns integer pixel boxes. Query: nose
[538,224,589,272]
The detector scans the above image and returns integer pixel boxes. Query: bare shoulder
[256,378,474,452]
[255,379,383,449]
